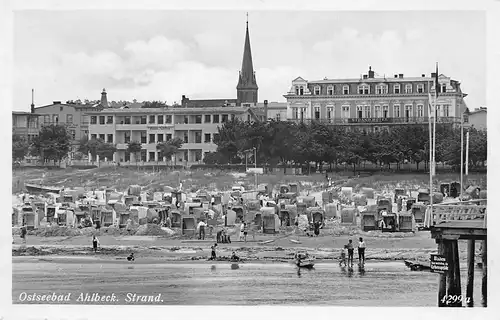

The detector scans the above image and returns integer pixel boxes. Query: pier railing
[424,199,487,228]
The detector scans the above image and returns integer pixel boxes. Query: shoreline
[13,244,478,263]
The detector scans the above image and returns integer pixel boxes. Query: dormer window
[358,84,369,95]
[441,84,447,93]
[394,84,400,94]
[327,85,334,95]
[343,85,349,95]
[300,86,304,95]
[376,84,388,94]
[405,84,413,94]
[417,84,424,93]
[295,86,300,95]
[314,86,321,95]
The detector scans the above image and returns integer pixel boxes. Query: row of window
[90,132,219,145]
[292,104,451,119]
[117,149,204,163]
[295,83,446,96]
[90,114,234,125]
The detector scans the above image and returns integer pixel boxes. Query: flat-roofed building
[86,106,253,164]
[33,89,108,156]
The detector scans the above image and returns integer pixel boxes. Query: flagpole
[460,112,464,200]
[432,88,437,178]
[465,131,469,177]
[427,81,433,228]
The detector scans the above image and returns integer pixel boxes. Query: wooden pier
[426,199,487,307]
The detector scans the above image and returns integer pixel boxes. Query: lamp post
[460,112,464,201]
[253,147,257,189]
[460,108,469,200]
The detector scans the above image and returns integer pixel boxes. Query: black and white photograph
[5,0,496,314]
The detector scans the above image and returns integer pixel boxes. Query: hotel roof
[85,106,251,115]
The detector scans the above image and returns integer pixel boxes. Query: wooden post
[437,240,447,307]
[444,239,462,307]
[482,239,487,307]
[449,240,462,307]
[466,239,475,307]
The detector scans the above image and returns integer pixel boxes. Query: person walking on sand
[346,239,354,268]
[358,237,366,266]
[92,235,99,253]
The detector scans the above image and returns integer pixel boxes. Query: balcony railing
[424,199,487,228]
[288,116,459,125]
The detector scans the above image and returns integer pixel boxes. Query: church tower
[236,15,258,106]
[100,88,108,108]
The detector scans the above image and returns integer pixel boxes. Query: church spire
[237,13,258,105]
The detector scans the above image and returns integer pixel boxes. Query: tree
[96,140,117,160]
[143,101,168,108]
[12,133,30,161]
[77,135,90,155]
[156,137,183,164]
[127,141,142,164]
[30,124,71,164]
[203,151,225,165]
[78,136,117,161]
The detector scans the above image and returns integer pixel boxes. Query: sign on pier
[430,254,449,274]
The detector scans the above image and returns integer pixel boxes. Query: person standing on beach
[210,243,217,260]
[20,225,27,244]
[358,237,366,266]
[92,235,99,253]
[243,222,248,242]
[197,220,207,240]
[346,239,354,267]
[239,222,245,241]
[126,218,133,235]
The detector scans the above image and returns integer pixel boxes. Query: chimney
[399,74,404,78]
[53,101,61,105]
[363,74,368,79]
[368,66,374,78]
[394,74,398,78]
[431,72,436,78]
[100,88,108,108]
[264,100,268,122]
[30,89,35,113]
[422,74,425,77]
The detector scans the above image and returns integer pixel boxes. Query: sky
[13,10,486,110]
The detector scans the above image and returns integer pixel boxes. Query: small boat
[404,260,431,271]
[25,183,62,194]
[296,258,315,268]
[295,250,315,268]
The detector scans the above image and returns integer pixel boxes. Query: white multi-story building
[283,66,468,132]
[86,106,254,164]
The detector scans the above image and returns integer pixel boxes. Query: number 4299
[441,295,470,304]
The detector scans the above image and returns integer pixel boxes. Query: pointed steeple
[237,14,258,105]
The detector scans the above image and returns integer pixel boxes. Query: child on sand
[210,243,217,260]
[92,235,99,253]
[339,245,347,267]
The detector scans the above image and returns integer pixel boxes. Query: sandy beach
[12,230,483,263]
